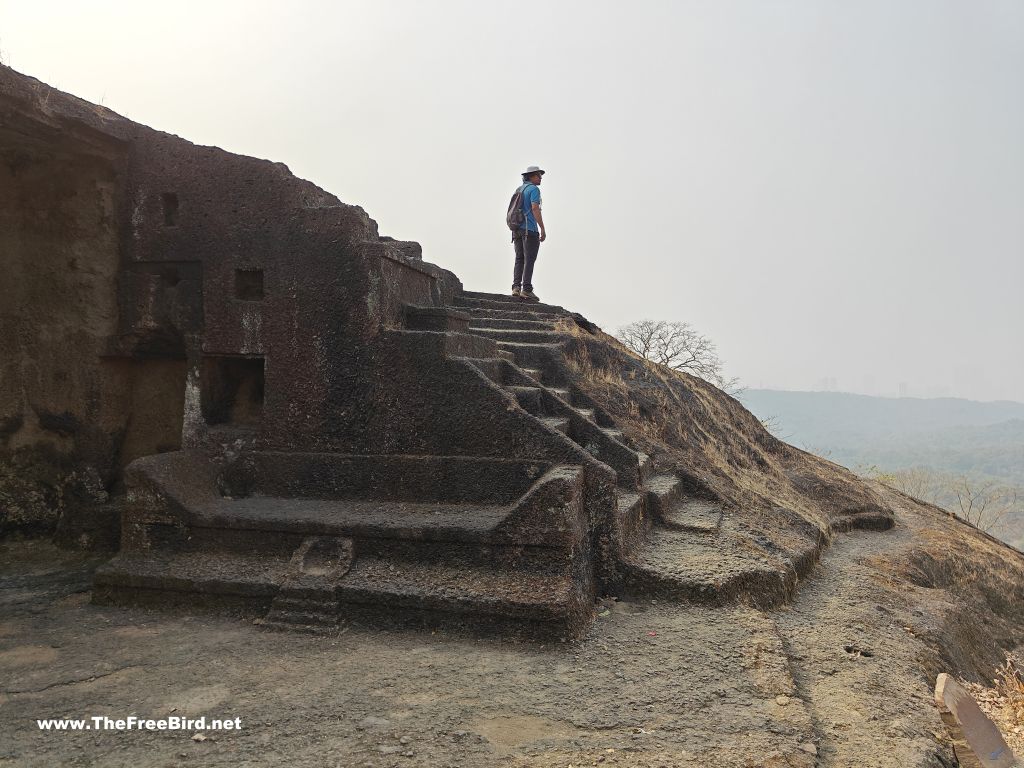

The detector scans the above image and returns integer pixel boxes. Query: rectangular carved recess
[235,269,264,301]
[161,193,178,226]
[200,356,264,426]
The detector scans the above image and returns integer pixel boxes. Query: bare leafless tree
[759,413,790,439]
[864,466,948,507]
[953,477,1019,532]
[617,319,742,394]
[864,467,1021,534]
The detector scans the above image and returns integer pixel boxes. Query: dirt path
[0,507,962,767]
[773,498,958,767]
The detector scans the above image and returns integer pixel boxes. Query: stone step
[459,290,566,308]
[453,295,567,314]
[468,317,559,331]
[404,305,470,333]
[662,499,723,533]
[220,452,546,509]
[339,556,576,623]
[94,550,287,600]
[110,497,567,576]
[507,386,583,419]
[265,607,340,627]
[471,327,566,344]
[258,620,340,636]
[496,341,562,353]
[601,427,625,442]
[463,356,549,389]
[507,385,543,413]
[115,452,588,555]
[541,416,570,434]
[480,378,642,490]
[454,307,567,323]
[96,550,579,633]
[461,357,505,385]
[270,595,338,612]
[616,490,647,552]
[645,473,684,515]
[459,290,523,302]
[556,418,648,491]
[637,452,654,481]
[643,474,723,532]
[521,367,544,382]
[491,343,565,387]
[191,496,514,544]
[620,528,794,609]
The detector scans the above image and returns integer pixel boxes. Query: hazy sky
[3,1,1022,402]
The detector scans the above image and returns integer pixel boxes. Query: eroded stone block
[934,672,1016,768]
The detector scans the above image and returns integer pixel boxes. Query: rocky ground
[2,490,1019,767]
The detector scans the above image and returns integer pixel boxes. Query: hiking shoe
[520,290,540,303]
[512,287,523,298]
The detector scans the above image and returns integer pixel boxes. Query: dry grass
[898,517,1024,595]
[565,340,698,445]
[564,341,632,393]
[862,503,1024,687]
[963,652,1024,754]
[558,330,895,547]
[995,655,1024,725]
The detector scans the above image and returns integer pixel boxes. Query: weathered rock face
[0,76,184,539]
[0,64,892,634]
[4,65,1016,645]
[0,66,461,540]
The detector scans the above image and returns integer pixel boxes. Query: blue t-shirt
[521,183,542,232]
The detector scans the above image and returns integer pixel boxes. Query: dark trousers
[512,229,540,291]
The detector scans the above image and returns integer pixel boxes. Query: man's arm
[532,203,546,242]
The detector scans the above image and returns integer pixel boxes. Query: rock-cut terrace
[3,65,1024,767]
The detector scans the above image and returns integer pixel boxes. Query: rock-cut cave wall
[0,96,187,539]
[0,65,449,542]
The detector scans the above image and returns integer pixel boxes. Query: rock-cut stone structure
[1,66,897,637]
[935,674,1017,768]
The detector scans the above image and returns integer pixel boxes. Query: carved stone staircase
[94,451,592,636]
[431,290,808,608]
[97,288,813,637]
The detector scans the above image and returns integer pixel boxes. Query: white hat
[522,165,546,176]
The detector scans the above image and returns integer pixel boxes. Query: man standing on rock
[511,165,546,302]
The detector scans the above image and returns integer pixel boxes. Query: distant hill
[740,390,1024,486]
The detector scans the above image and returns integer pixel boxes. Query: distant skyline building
[816,377,839,392]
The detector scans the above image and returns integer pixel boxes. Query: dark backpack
[506,183,531,231]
